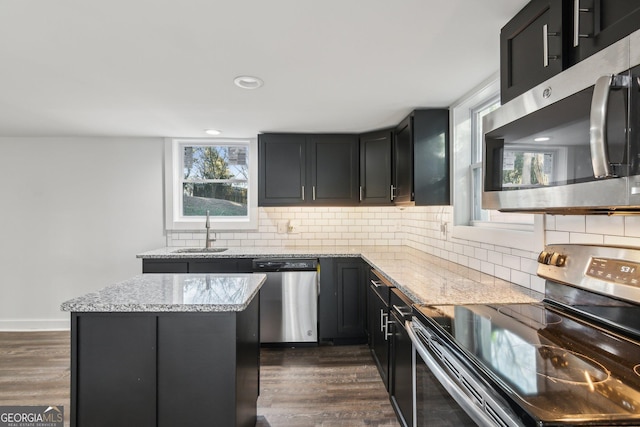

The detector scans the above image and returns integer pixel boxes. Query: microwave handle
[590,74,631,179]
[590,75,615,179]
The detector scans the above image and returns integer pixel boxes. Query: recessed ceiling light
[205,129,221,135]
[233,75,264,90]
[534,137,551,142]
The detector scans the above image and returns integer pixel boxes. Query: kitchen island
[61,273,265,427]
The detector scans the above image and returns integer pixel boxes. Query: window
[452,75,542,251]
[165,138,258,231]
[469,91,534,228]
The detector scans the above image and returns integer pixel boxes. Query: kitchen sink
[173,248,228,253]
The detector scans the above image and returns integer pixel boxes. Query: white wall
[0,137,166,330]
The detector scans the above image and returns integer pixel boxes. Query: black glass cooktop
[414,302,640,425]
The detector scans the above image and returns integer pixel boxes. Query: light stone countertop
[60,273,265,312]
[137,245,543,305]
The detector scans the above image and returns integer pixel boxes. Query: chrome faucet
[205,210,216,248]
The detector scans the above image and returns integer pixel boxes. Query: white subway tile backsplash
[554,215,586,233]
[545,231,570,244]
[502,254,521,270]
[625,216,640,237]
[167,205,640,297]
[586,215,624,236]
[604,235,640,247]
[569,232,604,245]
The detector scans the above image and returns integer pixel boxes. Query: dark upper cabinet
[501,0,640,104]
[393,109,450,206]
[393,117,413,205]
[258,133,306,206]
[572,0,640,63]
[258,133,359,206]
[308,134,359,205]
[500,0,571,104]
[359,129,393,205]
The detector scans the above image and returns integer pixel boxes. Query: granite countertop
[137,245,543,306]
[60,273,265,312]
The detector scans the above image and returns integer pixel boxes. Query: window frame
[451,74,544,252]
[164,137,258,231]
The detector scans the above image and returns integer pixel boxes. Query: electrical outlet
[440,222,448,235]
[277,221,289,234]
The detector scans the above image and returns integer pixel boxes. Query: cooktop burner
[532,345,610,386]
[414,301,640,425]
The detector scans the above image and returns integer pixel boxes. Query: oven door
[482,32,640,214]
[407,318,523,427]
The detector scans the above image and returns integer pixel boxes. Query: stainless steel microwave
[483,28,640,214]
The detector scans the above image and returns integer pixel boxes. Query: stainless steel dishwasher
[252,258,319,344]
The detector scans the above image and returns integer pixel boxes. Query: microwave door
[482,73,634,213]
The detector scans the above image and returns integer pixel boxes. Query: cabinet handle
[393,304,412,318]
[359,186,363,202]
[301,185,305,201]
[543,24,560,67]
[380,309,387,333]
[573,0,591,48]
[312,186,316,201]
[543,24,549,67]
[390,185,396,201]
[370,279,383,288]
[385,319,395,340]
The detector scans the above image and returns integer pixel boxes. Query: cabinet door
[142,259,189,273]
[360,129,392,205]
[413,109,450,206]
[258,133,306,206]
[500,0,569,104]
[189,259,248,273]
[335,259,366,338]
[389,289,414,427]
[74,314,157,427]
[308,134,359,205]
[157,314,237,427]
[367,284,390,390]
[393,116,413,204]
[318,258,367,343]
[573,0,640,62]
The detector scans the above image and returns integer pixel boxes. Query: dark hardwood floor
[0,332,399,427]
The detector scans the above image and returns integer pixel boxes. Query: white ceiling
[0,0,528,138]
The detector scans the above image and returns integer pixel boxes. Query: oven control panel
[587,257,640,287]
[537,244,640,304]
[537,250,566,267]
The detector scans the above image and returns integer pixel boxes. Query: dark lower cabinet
[388,288,414,427]
[318,258,367,343]
[367,269,393,390]
[142,258,252,273]
[75,315,157,427]
[71,299,259,427]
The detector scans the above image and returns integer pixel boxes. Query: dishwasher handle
[252,258,317,272]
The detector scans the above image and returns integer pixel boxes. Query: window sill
[452,215,544,252]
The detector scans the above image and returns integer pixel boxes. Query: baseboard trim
[0,319,71,331]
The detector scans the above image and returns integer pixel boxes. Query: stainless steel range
[408,244,640,426]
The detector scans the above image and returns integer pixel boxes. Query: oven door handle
[406,320,522,427]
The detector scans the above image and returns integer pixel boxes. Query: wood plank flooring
[0,332,399,427]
